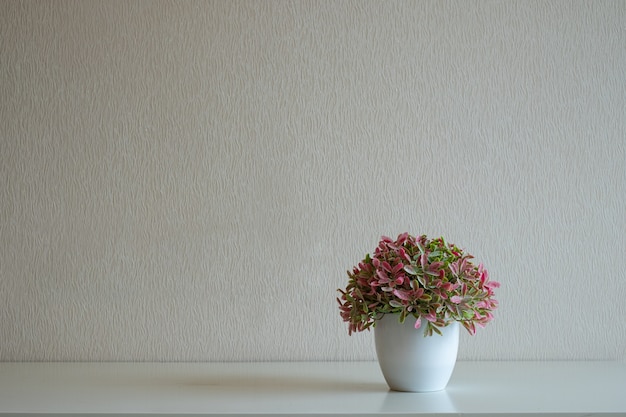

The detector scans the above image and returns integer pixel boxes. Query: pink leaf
[398,247,411,263]
[414,316,422,329]
[393,289,410,300]
[420,254,428,268]
[392,263,404,274]
[485,280,500,289]
[480,268,489,286]
[376,270,389,282]
[424,309,437,322]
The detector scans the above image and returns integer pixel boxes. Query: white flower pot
[374,314,459,392]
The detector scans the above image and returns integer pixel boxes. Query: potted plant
[337,233,500,392]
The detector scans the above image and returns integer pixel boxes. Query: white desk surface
[0,361,624,416]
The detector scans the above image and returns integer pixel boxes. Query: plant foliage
[337,233,500,336]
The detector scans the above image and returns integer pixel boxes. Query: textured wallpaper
[1,0,625,361]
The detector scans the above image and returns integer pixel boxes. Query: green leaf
[399,310,407,323]
[403,265,417,275]
[416,275,426,287]
[416,241,425,254]
[429,251,442,259]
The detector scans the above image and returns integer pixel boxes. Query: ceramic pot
[374,314,459,392]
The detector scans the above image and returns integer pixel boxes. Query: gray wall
[1,0,625,361]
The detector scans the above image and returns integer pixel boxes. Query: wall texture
[1,0,625,361]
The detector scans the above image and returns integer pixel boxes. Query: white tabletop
[0,361,624,416]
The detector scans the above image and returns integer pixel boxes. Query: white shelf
[1,361,624,416]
